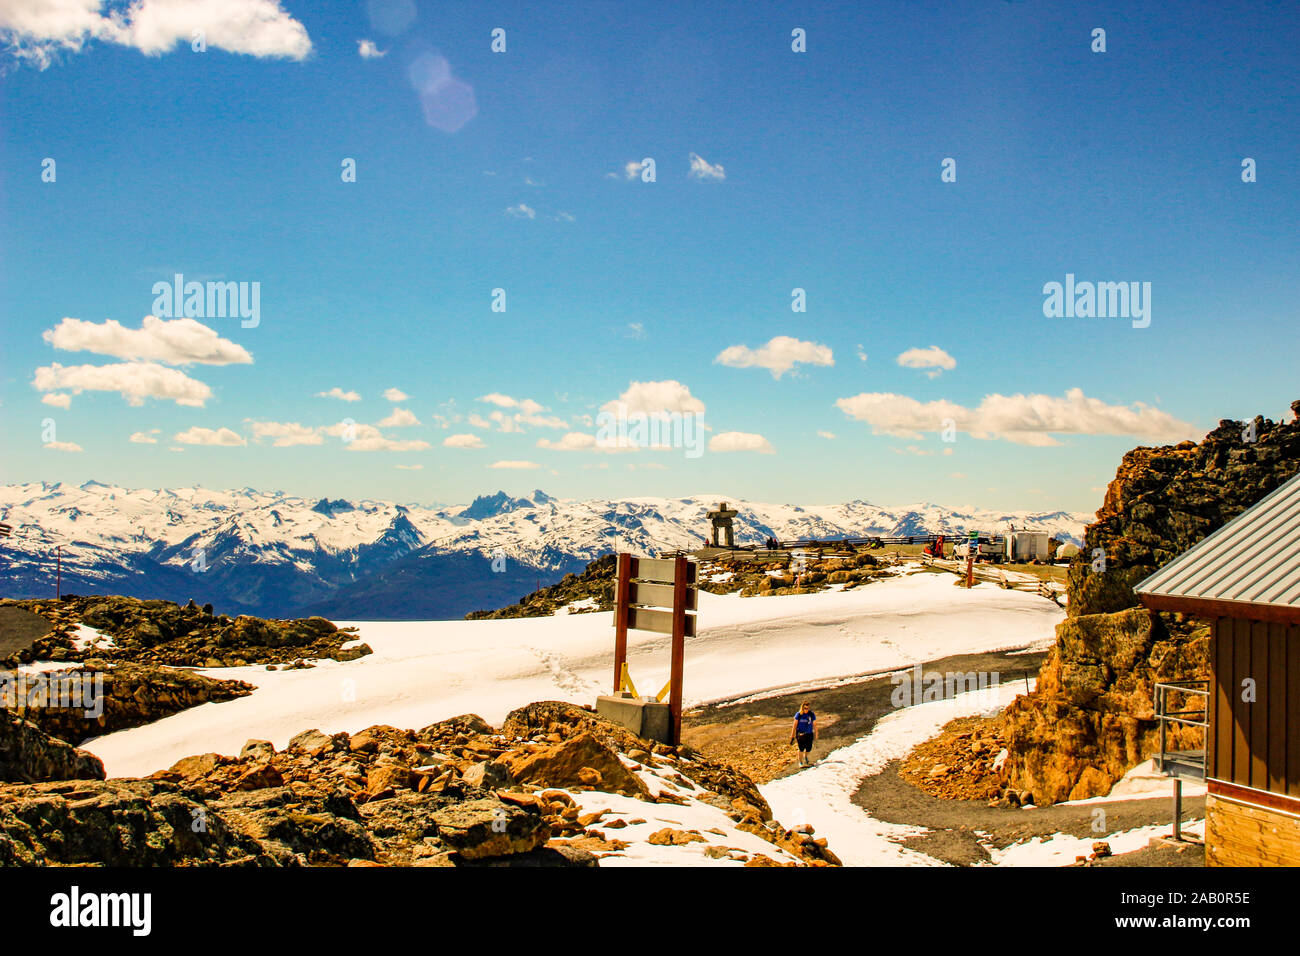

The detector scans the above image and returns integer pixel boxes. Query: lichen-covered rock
[506,733,650,798]
[1067,401,1300,617]
[4,661,252,746]
[0,710,105,784]
[428,798,550,860]
[0,595,367,668]
[0,779,279,866]
[994,608,1209,804]
[986,401,1298,805]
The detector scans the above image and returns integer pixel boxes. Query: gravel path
[683,645,1204,867]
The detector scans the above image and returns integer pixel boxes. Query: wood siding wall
[1209,617,1300,797]
[1206,794,1300,867]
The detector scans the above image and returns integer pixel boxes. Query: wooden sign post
[611,553,697,745]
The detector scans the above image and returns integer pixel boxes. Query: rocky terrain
[0,701,840,867]
[1067,401,1300,617]
[466,553,619,619]
[466,549,894,619]
[906,401,1298,806]
[4,660,255,746]
[1,710,106,784]
[2,595,371,668]
[1,595,367,752]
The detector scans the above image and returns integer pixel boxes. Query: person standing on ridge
[789,701,818,767]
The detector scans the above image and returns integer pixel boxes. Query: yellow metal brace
[618,662,639,697]
[656,680,671,702]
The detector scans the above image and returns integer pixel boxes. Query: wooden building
[1136,471,1300,866]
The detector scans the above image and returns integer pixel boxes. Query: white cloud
[856,345,868,363]
[0,0,312,69]
[246,421,323,447]
[621,160,642,180]
[322,422,429,452]
[317,387,360,402]
[708,431,774,454]
[43,440,82,452]
[357,38,384,58]
[129,429,160,444]
[382,387,409,402]
[489,460,541,470]
[378,407,420,427]
[174,426,245,446]
[817,430,836,440]
[505,203,536,219]
[475,393,563,430]
[835,388,1197,446]
[555,211,575,222]
[601,380,705,416]
[896,346,956,378]
[949,472,967,479]
[625,322,646,340]
[715,335,833,379]
[42,315,251,365]
[395,464,422,470]
[479,393,541,415]
[688,152,725,181]
[536,432,597,451]
[41,393,71,408]
[443,433,485,449]
[32,361,212,407]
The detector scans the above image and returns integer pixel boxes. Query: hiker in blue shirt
[789,700,818,767]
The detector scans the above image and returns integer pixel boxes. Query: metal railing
[1154,680,1208,781]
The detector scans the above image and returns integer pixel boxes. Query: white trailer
[1004,531,1051,562]
[954,531,1051,563]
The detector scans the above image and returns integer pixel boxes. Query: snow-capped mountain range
[0,481,1093,620]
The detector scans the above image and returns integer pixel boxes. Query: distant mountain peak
[311,498,355,517]
[457,491,535,521]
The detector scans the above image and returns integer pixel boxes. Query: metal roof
[1135,470,1300,610]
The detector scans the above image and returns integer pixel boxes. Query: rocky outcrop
[506,732,650,798]
[1067,401,1300,617]
[0,700,837,866]
[985,401,1299,804]
[4,661,253,745]
[0,710,105,784]
[466,554,618,619]
[995,609,1209,804]
[2,595,371,668]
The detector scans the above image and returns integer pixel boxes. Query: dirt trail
[682,645,1204,867]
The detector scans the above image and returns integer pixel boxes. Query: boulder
[288,729,335,754]
[429,798,550,861]
[461,760,512,790]
[0,710,105,783]
[506,733,650,798]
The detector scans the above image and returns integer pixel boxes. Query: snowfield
[83,571,1064,779]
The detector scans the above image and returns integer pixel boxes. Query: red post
[668,554,689,746]
[612,553,632,692]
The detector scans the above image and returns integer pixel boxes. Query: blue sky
[2,0,1296,512]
